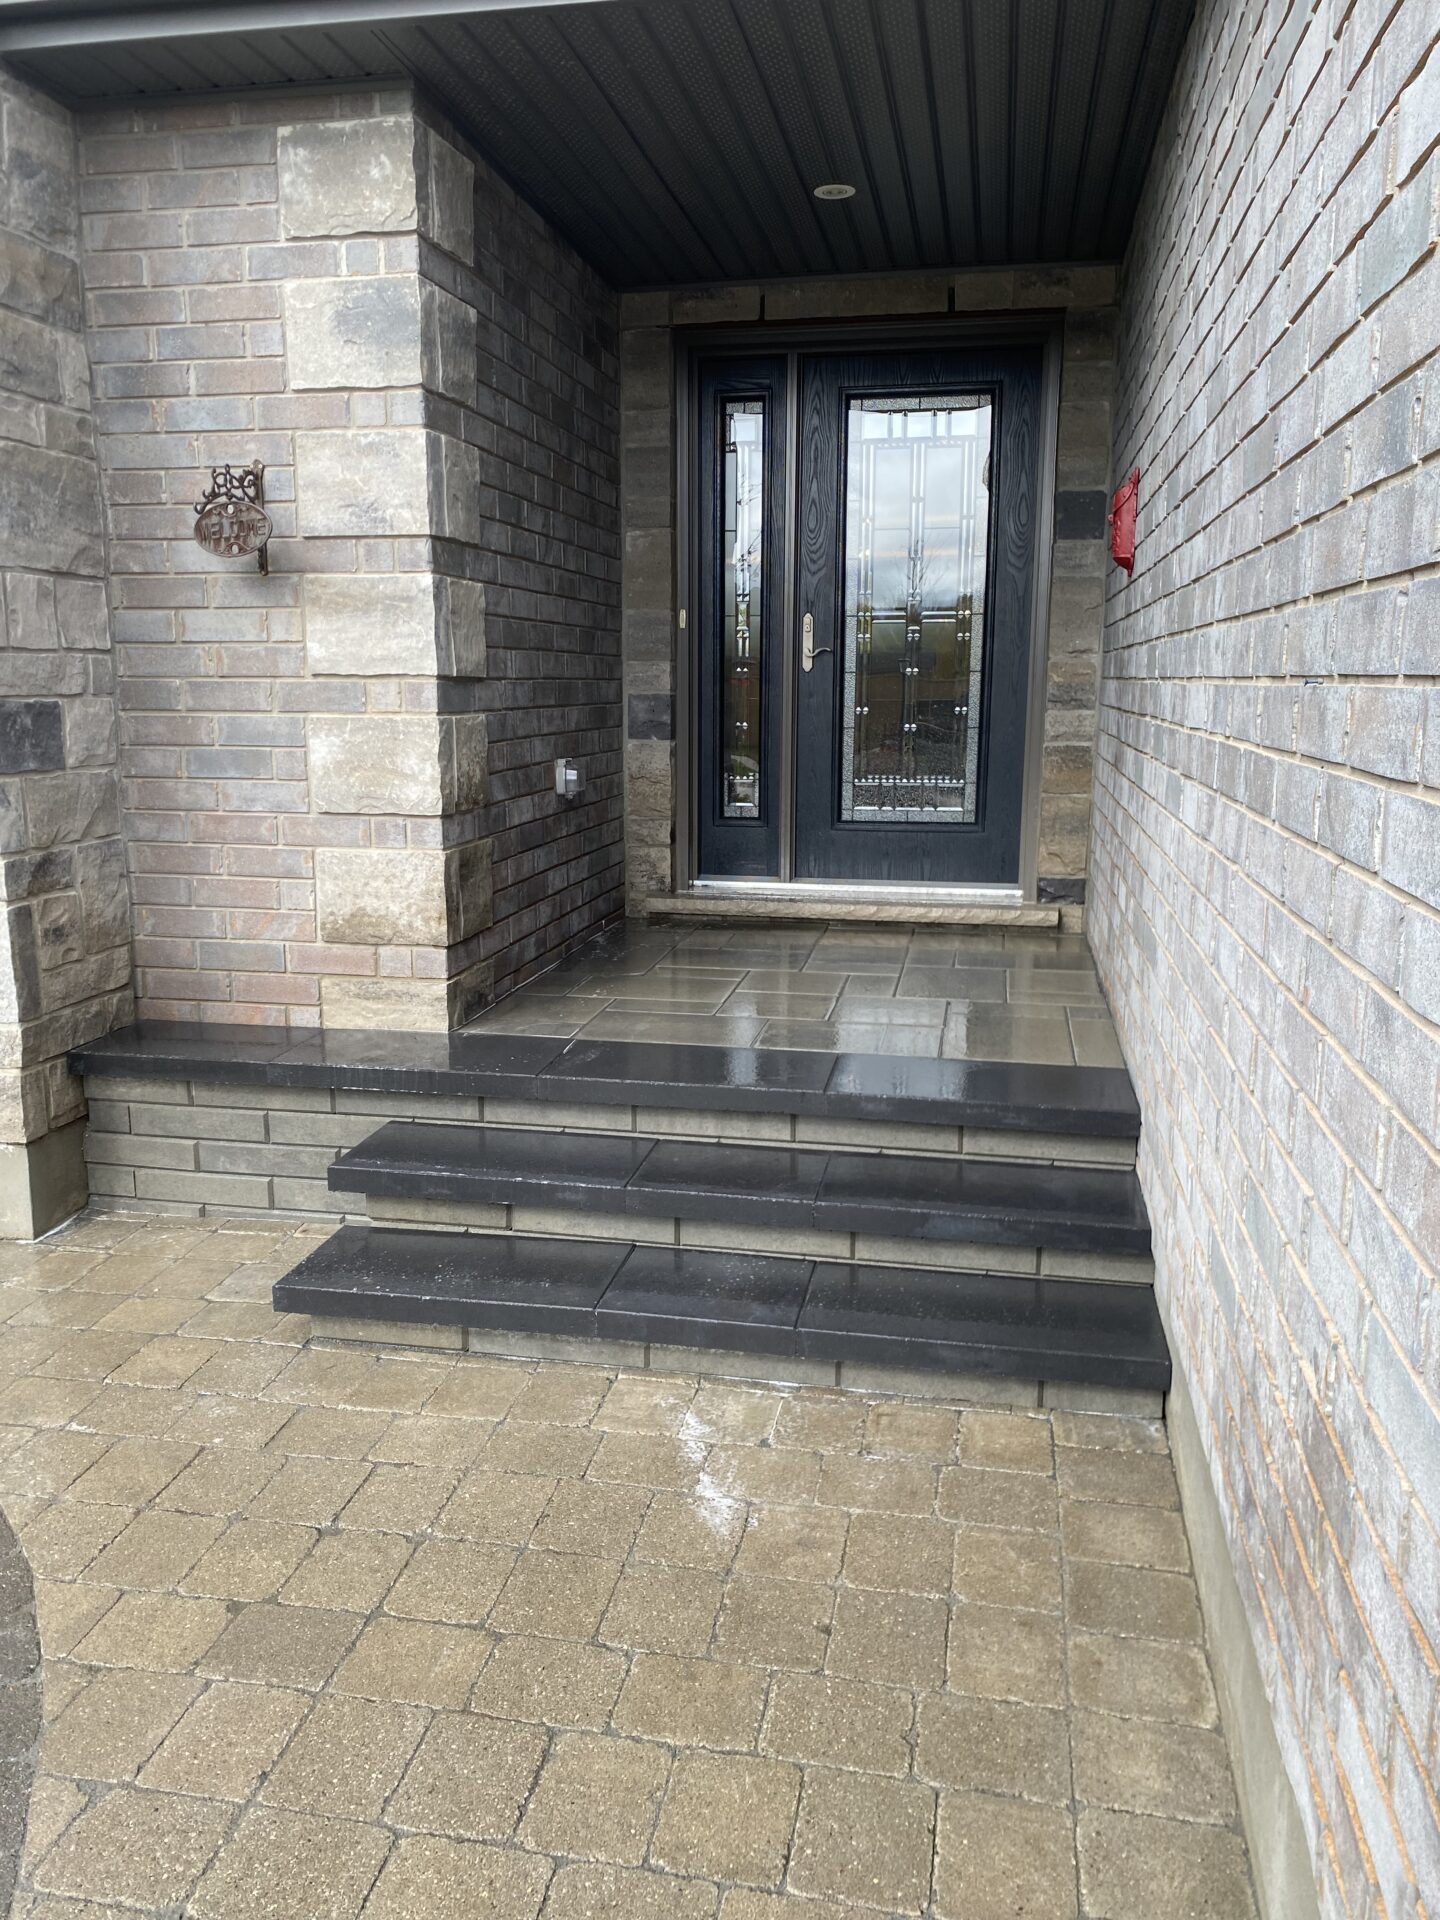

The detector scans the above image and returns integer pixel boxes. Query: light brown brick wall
[1091,1,1439,1912]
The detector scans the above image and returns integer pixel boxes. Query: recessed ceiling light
[813,182,856,200]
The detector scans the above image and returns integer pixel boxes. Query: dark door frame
[674,312,1063,900]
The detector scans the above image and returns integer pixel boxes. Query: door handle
[802,612,832,673]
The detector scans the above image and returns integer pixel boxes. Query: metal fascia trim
[0,0,635,54]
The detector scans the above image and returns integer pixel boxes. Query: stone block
[319,975,451,1031]
[624,528,674,613]
[314,847,450,947]
[284,277,423,391]
[671,285,761,324]
[0,445,104,575]
[619,328,671,409]
[4,573,58,651]
[420,281,477,407]
[437,576,485,678]
[626,738,673,818]
[23,769,119,848]
[765,275,948,322]
[294,429,430,539]
[430,432,481,545]
[1015,264,1116,306]
[952,270,1017,310]
[278,115,418,238]
[0,229,82,330]
[627,694,673,741]
[0,1116,87,1238]
[54,578,109,650]
[62,696,117,768]
[418,127,475,262]
[3,83,78,253]
[448,838,492,941]
[33,889,93,970]
[620,290,671,326]
[0,307,68,406]
[305,573,438,677]
[0,701,63,774]
[308,715,442,816]
[441,713,487,813]
[75,839,130,950]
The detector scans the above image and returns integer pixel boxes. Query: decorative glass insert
[720,397,765,819]
[840,393,993,823]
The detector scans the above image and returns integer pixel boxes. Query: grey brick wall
[620,268,1119,904]
[418,103,623,998]
[0,68,132,1165]
[1090,2,1439,1914]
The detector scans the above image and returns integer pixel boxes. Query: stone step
[328,1122,1152,1257]
[70,1023,1141,1142]
[273,1224,1171,1392]
[643,892,1063,929]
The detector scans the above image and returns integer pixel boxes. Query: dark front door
[695,341,1044,887]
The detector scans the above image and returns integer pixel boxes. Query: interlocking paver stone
[652,1750,801,1885]
[0,1212,1257,1919]
[790,1768,936,1910]
[139,1680,309,1799]
[614,1651,768,1748]
[189,1805,391,1920]
[519,1731,670,1863]
[386,1710,545,1837]
[934,1790,1077,1919]
[34,1785,233,1907]
[258,1693,426,1819]
[469,1633,626,1728]
[363,1834,550,1919]
[916,1692,1070,1802]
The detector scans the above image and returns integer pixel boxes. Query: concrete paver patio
[0,1211,1256,1918]
[464,923,1125,1067]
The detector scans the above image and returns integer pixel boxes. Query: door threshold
[645,885,1059,930]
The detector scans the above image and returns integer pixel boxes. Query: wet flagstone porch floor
[0,1212,1256,1919]
[464,923,1126,1068]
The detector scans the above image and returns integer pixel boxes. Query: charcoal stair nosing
[273,1225,1171,1390]
[68,1020,1141,1138]
[327,1120,1153,1257]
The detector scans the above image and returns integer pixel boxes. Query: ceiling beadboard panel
[3,0,1194,285]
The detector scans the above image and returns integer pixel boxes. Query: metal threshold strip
[685,879,1029,907]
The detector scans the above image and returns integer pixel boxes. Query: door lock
[801,612,831,673]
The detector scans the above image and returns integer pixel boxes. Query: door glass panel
[840,393,992,823]
[720,397,765,818]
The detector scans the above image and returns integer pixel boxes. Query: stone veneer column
[0,67,132,1234]
[283,108,491,1029]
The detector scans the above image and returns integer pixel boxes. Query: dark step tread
[274,1225,1171,1390]
[69,1021,1140,1139]
[328,1121,1151,1255]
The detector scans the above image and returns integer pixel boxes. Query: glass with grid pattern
[840,394,992,823]
[720,397,765,819]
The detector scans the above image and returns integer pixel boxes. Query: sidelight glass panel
[840,393,993,823]
[719,398,765,818]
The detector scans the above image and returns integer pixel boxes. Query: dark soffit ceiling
[0,0,1195,287]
